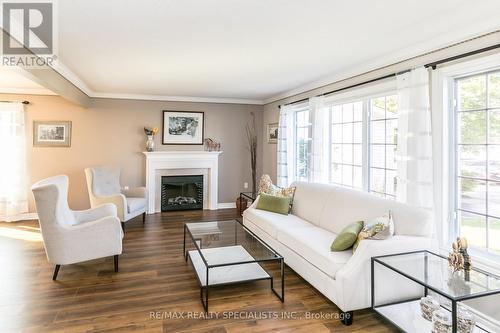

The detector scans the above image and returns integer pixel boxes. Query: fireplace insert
[161,175,203,211]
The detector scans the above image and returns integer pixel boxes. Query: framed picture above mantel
[162,111,204,145]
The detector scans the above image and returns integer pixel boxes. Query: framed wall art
[267,122,278,144]
[162,111,204,145]
[33,121,72,147]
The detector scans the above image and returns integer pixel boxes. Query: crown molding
[51,62,93,96]
[90,92,263,105]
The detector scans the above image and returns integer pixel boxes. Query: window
[369,95,399,198]
[295,108,310,181]
[286,83,399,198]
[454,70,500,252]
[330,101,363,189]
[326,91,399,197]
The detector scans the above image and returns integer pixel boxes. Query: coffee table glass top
[185,219,281,267]
[374,251,500,300]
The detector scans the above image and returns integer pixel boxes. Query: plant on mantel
[144,127,158,152]
[245,112,258,196]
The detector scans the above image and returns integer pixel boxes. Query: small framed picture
[33,121,72,147]
[267,122,278,144]
[163,111,204,145]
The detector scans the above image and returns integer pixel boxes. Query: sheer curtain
[396,67,434,210]
[0,102,28,221]
[277,97,329,186]
[309,96,329,183]
[277,104,295,187]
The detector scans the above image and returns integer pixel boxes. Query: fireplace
[161,175,203,211]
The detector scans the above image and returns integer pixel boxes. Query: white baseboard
[0,212,38,222]
[217,202,236,209]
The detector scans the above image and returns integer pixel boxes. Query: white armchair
[31,175,123,280]
[84,167,147,230]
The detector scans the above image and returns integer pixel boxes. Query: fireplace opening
[161,175,203,211]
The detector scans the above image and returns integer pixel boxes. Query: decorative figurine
[448,237,472,279]
[204,138,221,151]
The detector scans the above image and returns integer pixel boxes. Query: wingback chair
[84,167,147,230]
[31,175,123,280]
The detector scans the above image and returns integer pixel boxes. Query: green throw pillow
[330,221,364,251]
[256,193,291,215]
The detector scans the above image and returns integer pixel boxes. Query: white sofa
[243,181,433,323]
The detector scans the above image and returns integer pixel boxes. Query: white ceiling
[53,0,500,103]
[0,67,55,95]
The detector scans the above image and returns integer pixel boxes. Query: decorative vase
[146,135,155,152]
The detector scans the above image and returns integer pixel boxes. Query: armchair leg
[142,212,146,224]
[340,311,353,326]
[114,255,119,272]
[52,264,61,280]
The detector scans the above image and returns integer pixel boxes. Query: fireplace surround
[161,175,203,211]
[143,151,222,213]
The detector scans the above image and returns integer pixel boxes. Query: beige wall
[261,32,500,182]
[2,94,262,212]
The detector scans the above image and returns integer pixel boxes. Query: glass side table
[239,192,256,216]
[372,250,500,332]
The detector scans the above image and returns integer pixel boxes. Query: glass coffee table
[372,250,500,332]
[183,219,284,312]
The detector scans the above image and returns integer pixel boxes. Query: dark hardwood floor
[0,209,396,332]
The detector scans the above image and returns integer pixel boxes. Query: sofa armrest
[334,235,432,312]
[242,195,260,220]
[249,195,260,208]
[73,203,117,224]
[121,186,147,198]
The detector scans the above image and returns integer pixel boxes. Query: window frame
[367,93,399,199]
[321,80,398,195]
[451,68,500,254]
[294,107,311,181]
[435,52,500,264]
[328,100,365,189]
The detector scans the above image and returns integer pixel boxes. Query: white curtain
[309,97,329,183]
[396,67,434,210]
[277,104,295,187]
[0,102,28,221]
[277,98,329,186]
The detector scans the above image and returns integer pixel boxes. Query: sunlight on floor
[0,227,42,242]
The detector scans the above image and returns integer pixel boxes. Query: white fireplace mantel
[143,151,223,213]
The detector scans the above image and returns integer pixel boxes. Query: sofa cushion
[243,208,313,239]
[290,182,332,226]
[314,183,432,237]
[277,226,352,278]
[256,193,291,215]
[126,197,146,213]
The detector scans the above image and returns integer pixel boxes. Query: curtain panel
[309,97,329,183]
[396,67,434,210]
[0,102,28,221]
[277,104,295,187]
